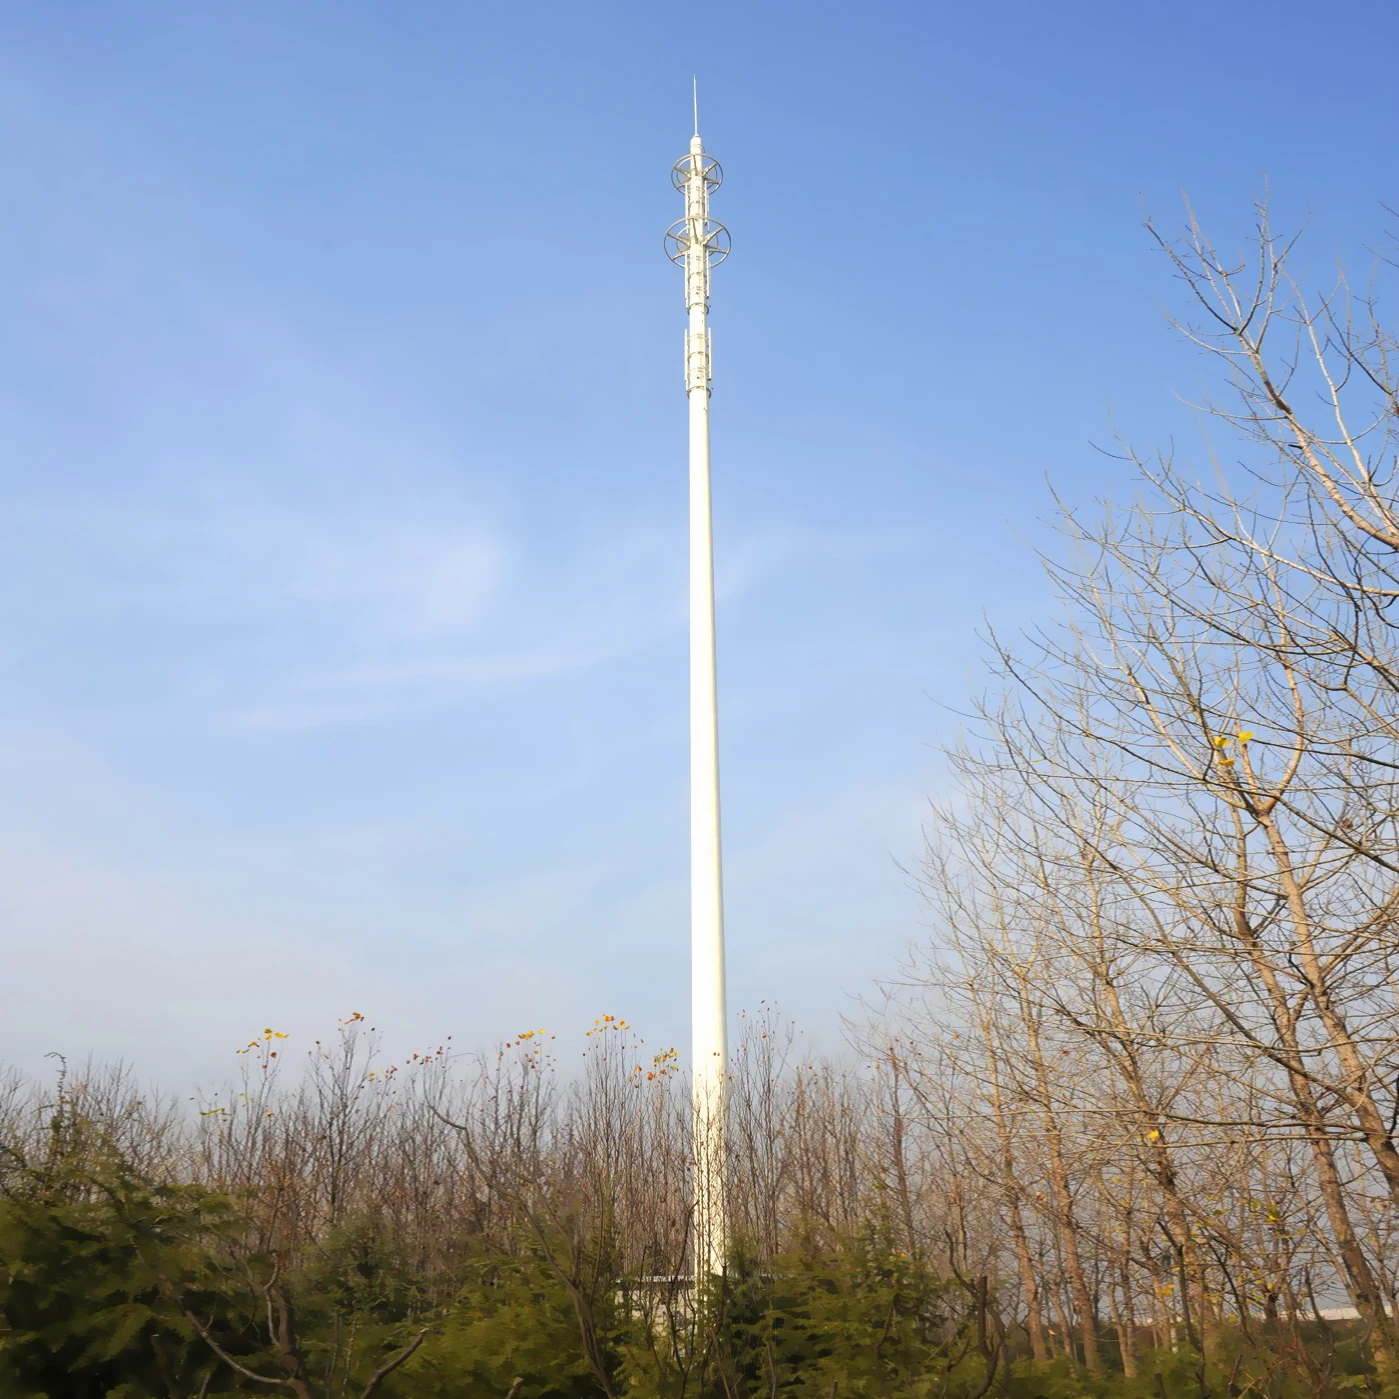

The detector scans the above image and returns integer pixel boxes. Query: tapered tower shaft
[666,127,731,1282]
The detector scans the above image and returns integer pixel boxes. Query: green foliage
[716,1239,966,1399]
[613,1235,994,1399]
[411,1247,614,1399]
[1000,1329,1388,1399]
[0,1113,233,1398]
[1000,1351,1200,1399]
[285,1214,439,1391]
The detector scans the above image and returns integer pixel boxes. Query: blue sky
[1,0,1395,1085]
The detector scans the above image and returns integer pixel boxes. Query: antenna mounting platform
[665,218,731,267]
[672,153,723,191]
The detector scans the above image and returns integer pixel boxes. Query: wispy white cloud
[2,491,504,633]
[224,644,626,733]
[718,522,932,601]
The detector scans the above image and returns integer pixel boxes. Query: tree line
[887,204,1399,1391]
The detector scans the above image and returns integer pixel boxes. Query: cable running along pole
[665,108,731,1284]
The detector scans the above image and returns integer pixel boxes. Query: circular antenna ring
[671,154,723,191]
[664,218,731,267]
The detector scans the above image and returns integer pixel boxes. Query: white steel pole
[666,122,731,1283]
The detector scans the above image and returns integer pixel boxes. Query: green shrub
[0,1120,234,1398]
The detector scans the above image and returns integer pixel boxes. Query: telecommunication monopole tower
[665,91,731,1284]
